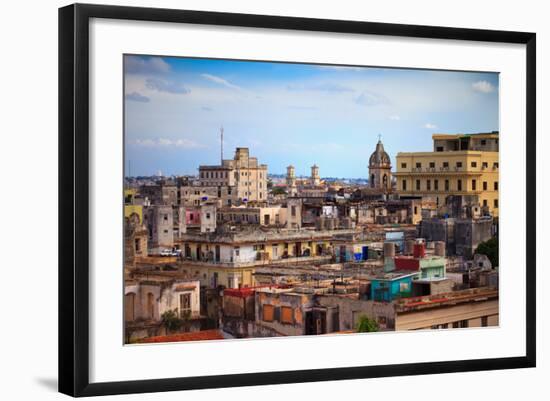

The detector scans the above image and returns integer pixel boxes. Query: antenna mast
[220,126,224,164]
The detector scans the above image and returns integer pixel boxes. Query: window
[179,293,191,317]
[401,162,407,168]
[443,162,449,168]
[416,179,420,191]
[427,180,431,190]
[459,320,469,328]
[125,293,135,322]
[471,161,477,168]
[445,179,450,191]
[472,179,477,191]
[436,146,444,152]
[414,206,418,214]
[494,181,499,191]
[206,213,210,219]
[456,162,463,168]
[402,180,407,191]
[378,316,387,325]
[481,139,487,145]
[457,179,462,191]
[481,316,488,327]
[234,246,240,256]
[163,214,168,221]
[452,322,459,328]
[147,293,155,319]
[493,162,499,169]
[483,199,488,207]
[262,304,274,322]
[483,181,488,191]
[291,205,296,217]
[482,162,488,169]
[415,162,422,168]
[494,199,499,208]
[281,306,293,324]
[429,162,435,168]
[434,179,439,191]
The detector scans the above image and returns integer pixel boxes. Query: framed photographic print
[58,3,536,397]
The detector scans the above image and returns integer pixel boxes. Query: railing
[178,254,333,268]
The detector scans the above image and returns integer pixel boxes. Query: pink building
[185,209,201,226]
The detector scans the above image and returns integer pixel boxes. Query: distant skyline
[124,55,499,178]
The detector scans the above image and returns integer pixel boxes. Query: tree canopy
[475,237,499,268]
[356,315,379,333]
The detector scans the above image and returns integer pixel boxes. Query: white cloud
[354,90,388,106]
[145,78,190,94]
[201,73,241,90]
[125,92,150,103]
[424,123,437,129]
[287,82,354,93]
[125,56,171,74]
[389,115,401,121]
[130,138,204,149]
[472,80,495,93]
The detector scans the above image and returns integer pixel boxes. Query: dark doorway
[305,309,327,335]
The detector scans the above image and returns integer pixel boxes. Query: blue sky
[124,55,499,178]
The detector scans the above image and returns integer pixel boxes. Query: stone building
[199,147,268,203]
[310,164,321,186]
[139,181,178,206]
[286,165,297,195]
[144,205,174,249]
[124,208,148,266]
[369,138,392,191]
[286,197,303,229]
[217,205,287,227]
[420,195,494,257]
[200,202,217,233]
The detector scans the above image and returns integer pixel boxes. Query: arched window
[371,174,375,188]
[147,292,155,320]
[383,174,387,186]
[125,293,135,322]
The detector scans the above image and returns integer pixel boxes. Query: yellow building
[124,204,143,224]
[395,132,499,216]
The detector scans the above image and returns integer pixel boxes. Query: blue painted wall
[370,275,416,302]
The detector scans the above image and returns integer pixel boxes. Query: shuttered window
[281,307,293,324]
[263,304,274,322]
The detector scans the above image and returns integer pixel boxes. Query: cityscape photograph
[123,55,499,344]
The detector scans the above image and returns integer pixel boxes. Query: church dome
[369,139,391,168]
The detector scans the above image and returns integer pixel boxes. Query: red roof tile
[138,330,225,343]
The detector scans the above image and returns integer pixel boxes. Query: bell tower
[368,137,392,191]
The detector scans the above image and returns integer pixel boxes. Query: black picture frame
[59,3,536,397]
